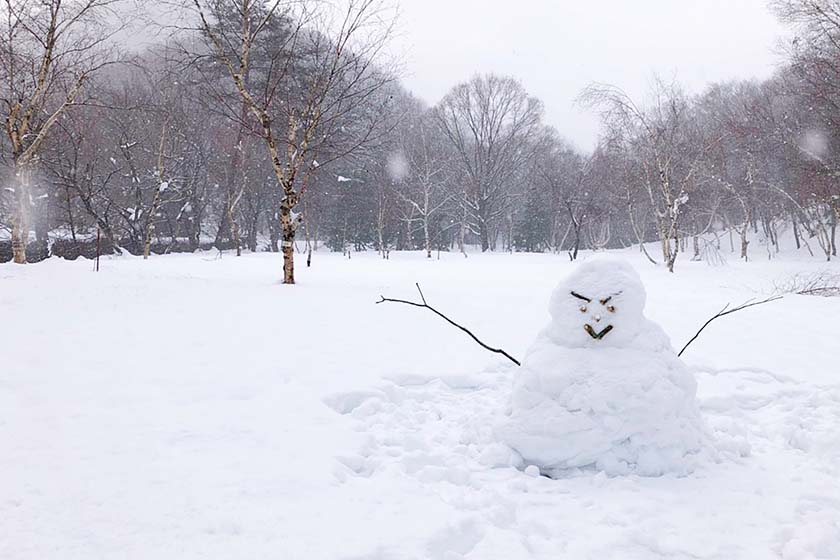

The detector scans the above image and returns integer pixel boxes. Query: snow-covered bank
[1,250,839,559]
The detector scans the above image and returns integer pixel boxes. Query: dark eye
[579,305,587,313]
[607,305,616,313]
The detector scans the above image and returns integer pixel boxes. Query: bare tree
[436,74,543,252]
[527,130,597,258]
[773,0,840,259]
[393,104,455,258]
[185,0,396,283]
[0,0,125,263]
[581,80,709,272]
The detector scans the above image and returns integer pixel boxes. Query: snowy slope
[1,249,839,559]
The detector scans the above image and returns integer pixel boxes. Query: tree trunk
[661,219,678,273]
[666,237,677,273]
[557,221,572,254]
[143,193,161,259]
[479,223,489,252]
[268,208,280,252]
[228,199,242,256]
[424,216,431,258]
[740,224,749,262]
[214,206,230,249]
[458,199,467,257]
[477,190,490,252]
[65,185,78,243]
[666,234,678,273]
[378,225,386,259]
[247,212,258,253]
[508,214,514,254]
[189,216,200,251]
[280,195,297,284]
[569,225,581,261]
[11,163,31,264]
[377,201,386,259]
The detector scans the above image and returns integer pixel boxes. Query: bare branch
[377,283,521,366]
[678,295,784,357]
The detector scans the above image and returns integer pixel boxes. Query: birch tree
[187,0,395,283]
[0,0,124,263]
[581,80,706,272]
[394,106,454,258]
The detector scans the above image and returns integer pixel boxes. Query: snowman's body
[499,259,709,476]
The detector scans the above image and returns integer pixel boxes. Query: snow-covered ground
[2,247,839,559]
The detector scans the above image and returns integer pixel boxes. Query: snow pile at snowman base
[497,258,712,476]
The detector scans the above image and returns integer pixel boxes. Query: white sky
[390,0,787,150]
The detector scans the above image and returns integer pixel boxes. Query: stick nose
[593,314,601,322]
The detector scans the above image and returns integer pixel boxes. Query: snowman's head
[547,258,647,348]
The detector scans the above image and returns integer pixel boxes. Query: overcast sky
[390,0,787,150]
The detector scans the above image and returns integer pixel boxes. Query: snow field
[1,248,839,559]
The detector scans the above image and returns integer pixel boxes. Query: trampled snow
[2,248,840,559]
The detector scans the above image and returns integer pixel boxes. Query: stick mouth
[584,324,613,340]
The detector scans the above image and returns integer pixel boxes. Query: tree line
[1,0,839,280]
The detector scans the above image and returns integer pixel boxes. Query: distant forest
[1,1,839,278]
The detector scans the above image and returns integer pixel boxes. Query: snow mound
[498,258,711,476]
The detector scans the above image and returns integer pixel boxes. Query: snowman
[497,258,710,476]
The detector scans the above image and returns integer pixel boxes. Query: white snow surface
[2,247,840,559]
[498,258,711,475]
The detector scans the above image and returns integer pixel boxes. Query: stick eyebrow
[600,296,612,305]
[571,291,591,302]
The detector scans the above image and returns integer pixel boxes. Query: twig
[377,283,522,366]
[678,295,783,357]
[94,227,101,272]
